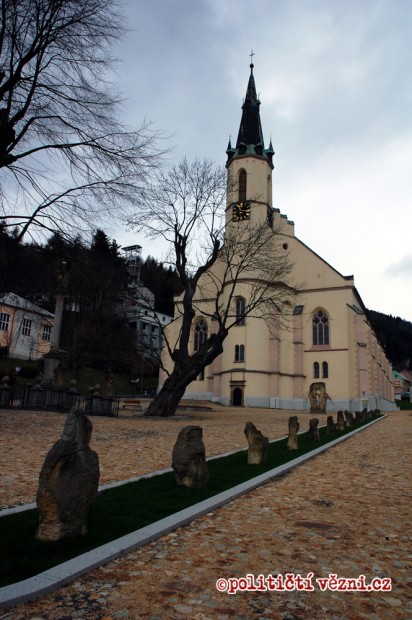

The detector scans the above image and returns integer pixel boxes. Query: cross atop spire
[249,49,255,67]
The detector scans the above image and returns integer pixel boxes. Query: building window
[239,169,247,202]
[235,344,245,362]
[22,318,32,337]
[236,297,246,326]
[312,310,329,345]
[194,319,208,351]
[314,361,320,378]
[0,313,10,332]
[42,324,52,342]
[322,361,329,378]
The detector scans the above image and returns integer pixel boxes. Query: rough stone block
[172,426,209,488]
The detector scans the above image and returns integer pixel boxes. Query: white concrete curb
[0,415,385,609]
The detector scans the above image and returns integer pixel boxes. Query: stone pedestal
[42,348,66,387]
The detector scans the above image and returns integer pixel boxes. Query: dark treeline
[140,256,182,316]
[0,225,181,371]
[369,310,412,370]
[2,224,410,372]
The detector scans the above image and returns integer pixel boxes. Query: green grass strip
[395,399,412,410]
[0,416,381,586]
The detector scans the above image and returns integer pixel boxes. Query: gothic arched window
[194,319,208,351]
[313,362,320,379]
[239,169,247,202]
[236,297,246,326]
[312,310,329,345]
[235,344,245,362]
[322,361,329,378]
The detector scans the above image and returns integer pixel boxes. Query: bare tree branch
[128,157,296,416]
[0,0,166,240]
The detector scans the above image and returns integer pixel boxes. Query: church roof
[226,63,274,167]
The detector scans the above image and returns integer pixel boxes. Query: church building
[159,63,394,412]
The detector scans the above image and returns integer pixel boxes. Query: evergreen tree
[369,310,412,369]
[140,256,182,316]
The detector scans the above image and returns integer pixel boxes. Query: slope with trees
[0,225,137,373]
[369,310,412,369]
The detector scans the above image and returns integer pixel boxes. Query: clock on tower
[232,201,251,221]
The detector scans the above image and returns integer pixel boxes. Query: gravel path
[0,406,410,619]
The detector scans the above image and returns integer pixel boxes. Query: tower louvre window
[239,169,247,202]
[235,297,246,326]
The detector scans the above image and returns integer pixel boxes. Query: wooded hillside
[369,310,412,370]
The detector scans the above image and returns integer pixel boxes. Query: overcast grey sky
[114,0,412,322]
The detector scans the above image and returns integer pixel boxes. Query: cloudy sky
[114,0,412,322]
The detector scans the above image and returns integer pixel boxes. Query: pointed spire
[235,62,264,153]
[265,135,275,164]
[226,56,273,167]
[226,134,235,159]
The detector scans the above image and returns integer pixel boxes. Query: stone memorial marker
[244,421,269,464]
[326,415,335,435]
[355,411,366,423]
[36,407,99,541]
[337,410,345,431]
[286,416,299,450]
[309,382,330,413]
[344,410,354,427]
[172,425,209,488]
[308,418,320,441]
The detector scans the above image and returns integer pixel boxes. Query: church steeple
[226,61,274,167]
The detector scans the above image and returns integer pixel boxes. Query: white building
[0,292,54,360]
[121,245,173,360]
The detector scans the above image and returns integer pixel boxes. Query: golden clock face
[232,201,251,221]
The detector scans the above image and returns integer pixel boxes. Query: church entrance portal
[232,387,243,407]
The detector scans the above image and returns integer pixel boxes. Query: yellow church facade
[159,64,394,412]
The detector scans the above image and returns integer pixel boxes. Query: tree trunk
[145,333,225,417]
[144,372,191,417]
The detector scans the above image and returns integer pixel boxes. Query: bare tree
[0,0,164,241]
[128,158,295,416]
